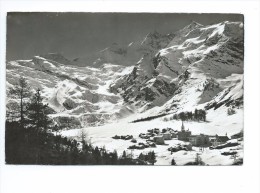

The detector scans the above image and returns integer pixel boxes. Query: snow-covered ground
[61,105,243,165]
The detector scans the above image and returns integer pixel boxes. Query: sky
[6,12,243,61]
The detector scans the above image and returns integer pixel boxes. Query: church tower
[181,121,185,131]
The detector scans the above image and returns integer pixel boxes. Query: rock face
[73,31,175,67]
[6,21,244,127]
[109,21,243,113]
[39,53,75,66]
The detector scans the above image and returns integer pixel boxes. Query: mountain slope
[74,31,174,67]
[110,21,243,116]
[6,21,243,130]
[6,56,136,127]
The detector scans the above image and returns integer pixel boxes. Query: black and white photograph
[1,1,260,193]
[5,12,245,165]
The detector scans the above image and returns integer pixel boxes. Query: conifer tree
[147,151,156,165]
[122,150,127,159]
[138,152,145,161]
[27,88,52,132]
[194,109,198,120]
[111,150,118,164]
[171,158,176,165]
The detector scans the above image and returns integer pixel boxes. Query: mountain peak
[185,20,203,29]
[38,53,73,66]
[147,31,161,38]
[40,52,65,59]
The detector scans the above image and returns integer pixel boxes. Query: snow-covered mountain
[73,31,174,67]
[6,56,136,127]
[110,21,243,115]
[6,20,243,133]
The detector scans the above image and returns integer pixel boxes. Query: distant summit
[39,53,74,66]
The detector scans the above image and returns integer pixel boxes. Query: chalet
[154,135,165,145]
[162,132,172,140]
[177,121,191,141]
[210,134,230,147]
[188,134,210,147]
[160,128,178,138]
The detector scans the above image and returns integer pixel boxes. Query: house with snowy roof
[188,134,210,147]
[209,134,230,147]
[162,132,172,140]
[154,135,165,145]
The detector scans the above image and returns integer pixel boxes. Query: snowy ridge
[110,21,243,115]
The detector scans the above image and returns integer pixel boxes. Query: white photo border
[0,1,259,193]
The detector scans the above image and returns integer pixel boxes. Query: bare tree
[78,128,91,147]
[79,129,87,145]
[9,76,31,128]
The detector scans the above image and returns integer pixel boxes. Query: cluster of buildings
[149,128,177,145]
[152,121,230,148]
[177,121,230,147]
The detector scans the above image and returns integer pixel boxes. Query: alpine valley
[6,21,244,165]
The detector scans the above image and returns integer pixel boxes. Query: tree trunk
[20,96,23,128]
